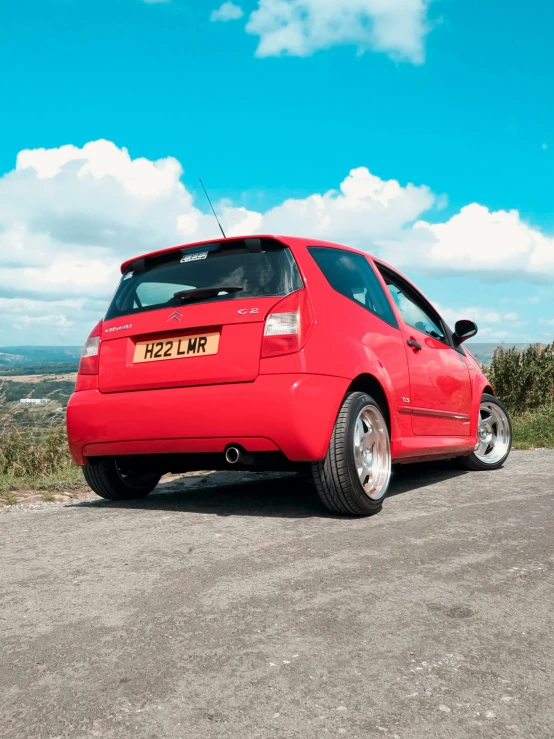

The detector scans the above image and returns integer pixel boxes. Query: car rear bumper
[67,374,350,465]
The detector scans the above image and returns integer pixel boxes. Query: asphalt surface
[1,450,554,739]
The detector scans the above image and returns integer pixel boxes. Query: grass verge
[0,466,84,494]
[0,422,87,505]
[0,466,86,506]
[512,405,554,450]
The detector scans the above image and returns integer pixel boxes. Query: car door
[376,265,472,437]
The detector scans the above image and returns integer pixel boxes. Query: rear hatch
[99,238,303,393]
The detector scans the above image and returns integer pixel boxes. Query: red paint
[67,235,493,467]
[83,437,280,458]
[67,374,350,466]
[399,331,472,436]
[99,297,280,393]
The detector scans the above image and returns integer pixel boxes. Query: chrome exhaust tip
[225,446,241,465]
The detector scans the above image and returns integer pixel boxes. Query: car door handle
[407,338,422,351]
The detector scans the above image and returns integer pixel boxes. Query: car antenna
[199,178,226,239]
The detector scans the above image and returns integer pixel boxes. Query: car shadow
[387,459,469,497]
[75,460,469,519]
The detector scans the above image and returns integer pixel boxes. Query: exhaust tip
[225,446,241,465]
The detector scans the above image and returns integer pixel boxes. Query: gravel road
[1,451,553,739]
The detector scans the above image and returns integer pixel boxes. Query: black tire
[311,392,391,516]
[83,458,161,501]
[459,393,512,471]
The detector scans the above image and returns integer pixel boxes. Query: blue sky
[0,0,553,345]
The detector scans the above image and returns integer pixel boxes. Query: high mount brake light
[262,290,314,358]
[78,320,103,375]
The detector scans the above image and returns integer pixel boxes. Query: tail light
[262,290,314,358]
[78,320,103,375]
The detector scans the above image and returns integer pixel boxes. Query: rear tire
[460,393,512,471]
[312,392,391,516]
[83,459,161,501]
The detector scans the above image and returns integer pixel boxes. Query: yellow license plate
[133,333,220,364]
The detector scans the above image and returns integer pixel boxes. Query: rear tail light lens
[78,321,103,375]
[262,290,314,358]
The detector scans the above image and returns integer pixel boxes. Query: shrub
[486,343,554,415]
[512,406,554,449]
[0,423,74,479]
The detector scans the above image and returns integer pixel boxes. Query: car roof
[119,234,372,273]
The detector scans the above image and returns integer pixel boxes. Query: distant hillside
[466,342,529,366]
[0,346,81,375]
[0,346,81,365]
[0,342,536,375]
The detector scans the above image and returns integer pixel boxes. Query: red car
[67,235,512,515]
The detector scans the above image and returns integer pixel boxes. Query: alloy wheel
[353,404,391,500]
[474,401,511,464]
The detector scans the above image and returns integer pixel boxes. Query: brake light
[262,290,314,358]
[78,320,103,375]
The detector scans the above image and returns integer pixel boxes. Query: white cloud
[403,204,554,281]
[500,295,541,305]
[434,303,526,336]
[0,140,221,343]
[256,167,435,244]
[210,2,244,22]
[0,140,218,288]
[0,296,104,343]
[1,138,553,345]
[245,0,434,63]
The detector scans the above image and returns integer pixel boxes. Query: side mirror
[453,319,478,346]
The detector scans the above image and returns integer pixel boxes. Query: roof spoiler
[121,235,273,274]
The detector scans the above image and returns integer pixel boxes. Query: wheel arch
[346,373,392,434]
[470,374,497,437]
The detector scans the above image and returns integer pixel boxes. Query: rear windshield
[106,239,303,320]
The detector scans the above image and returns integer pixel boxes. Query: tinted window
[308,247,398,328]
[106,239,303,320]
[381,272,446,342]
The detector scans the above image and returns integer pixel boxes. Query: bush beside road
[0,377,83,504]
[486,342,554,413]
[512,405,554,449]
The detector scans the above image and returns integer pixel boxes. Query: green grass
[0,466,84,494]
[0,420,86,499]
[0,491,19,505]
[512,406,554,450]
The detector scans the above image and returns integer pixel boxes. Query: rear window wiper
[173,286,243,303]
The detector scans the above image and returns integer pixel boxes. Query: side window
[308,247,398,328]
[381,272,446,342]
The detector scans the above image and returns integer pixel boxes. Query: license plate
[133,333,220,364]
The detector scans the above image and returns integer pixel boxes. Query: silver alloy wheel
[353,404,391,500]
[474,401,511,464]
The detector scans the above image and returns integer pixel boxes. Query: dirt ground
[2,452,554,738]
